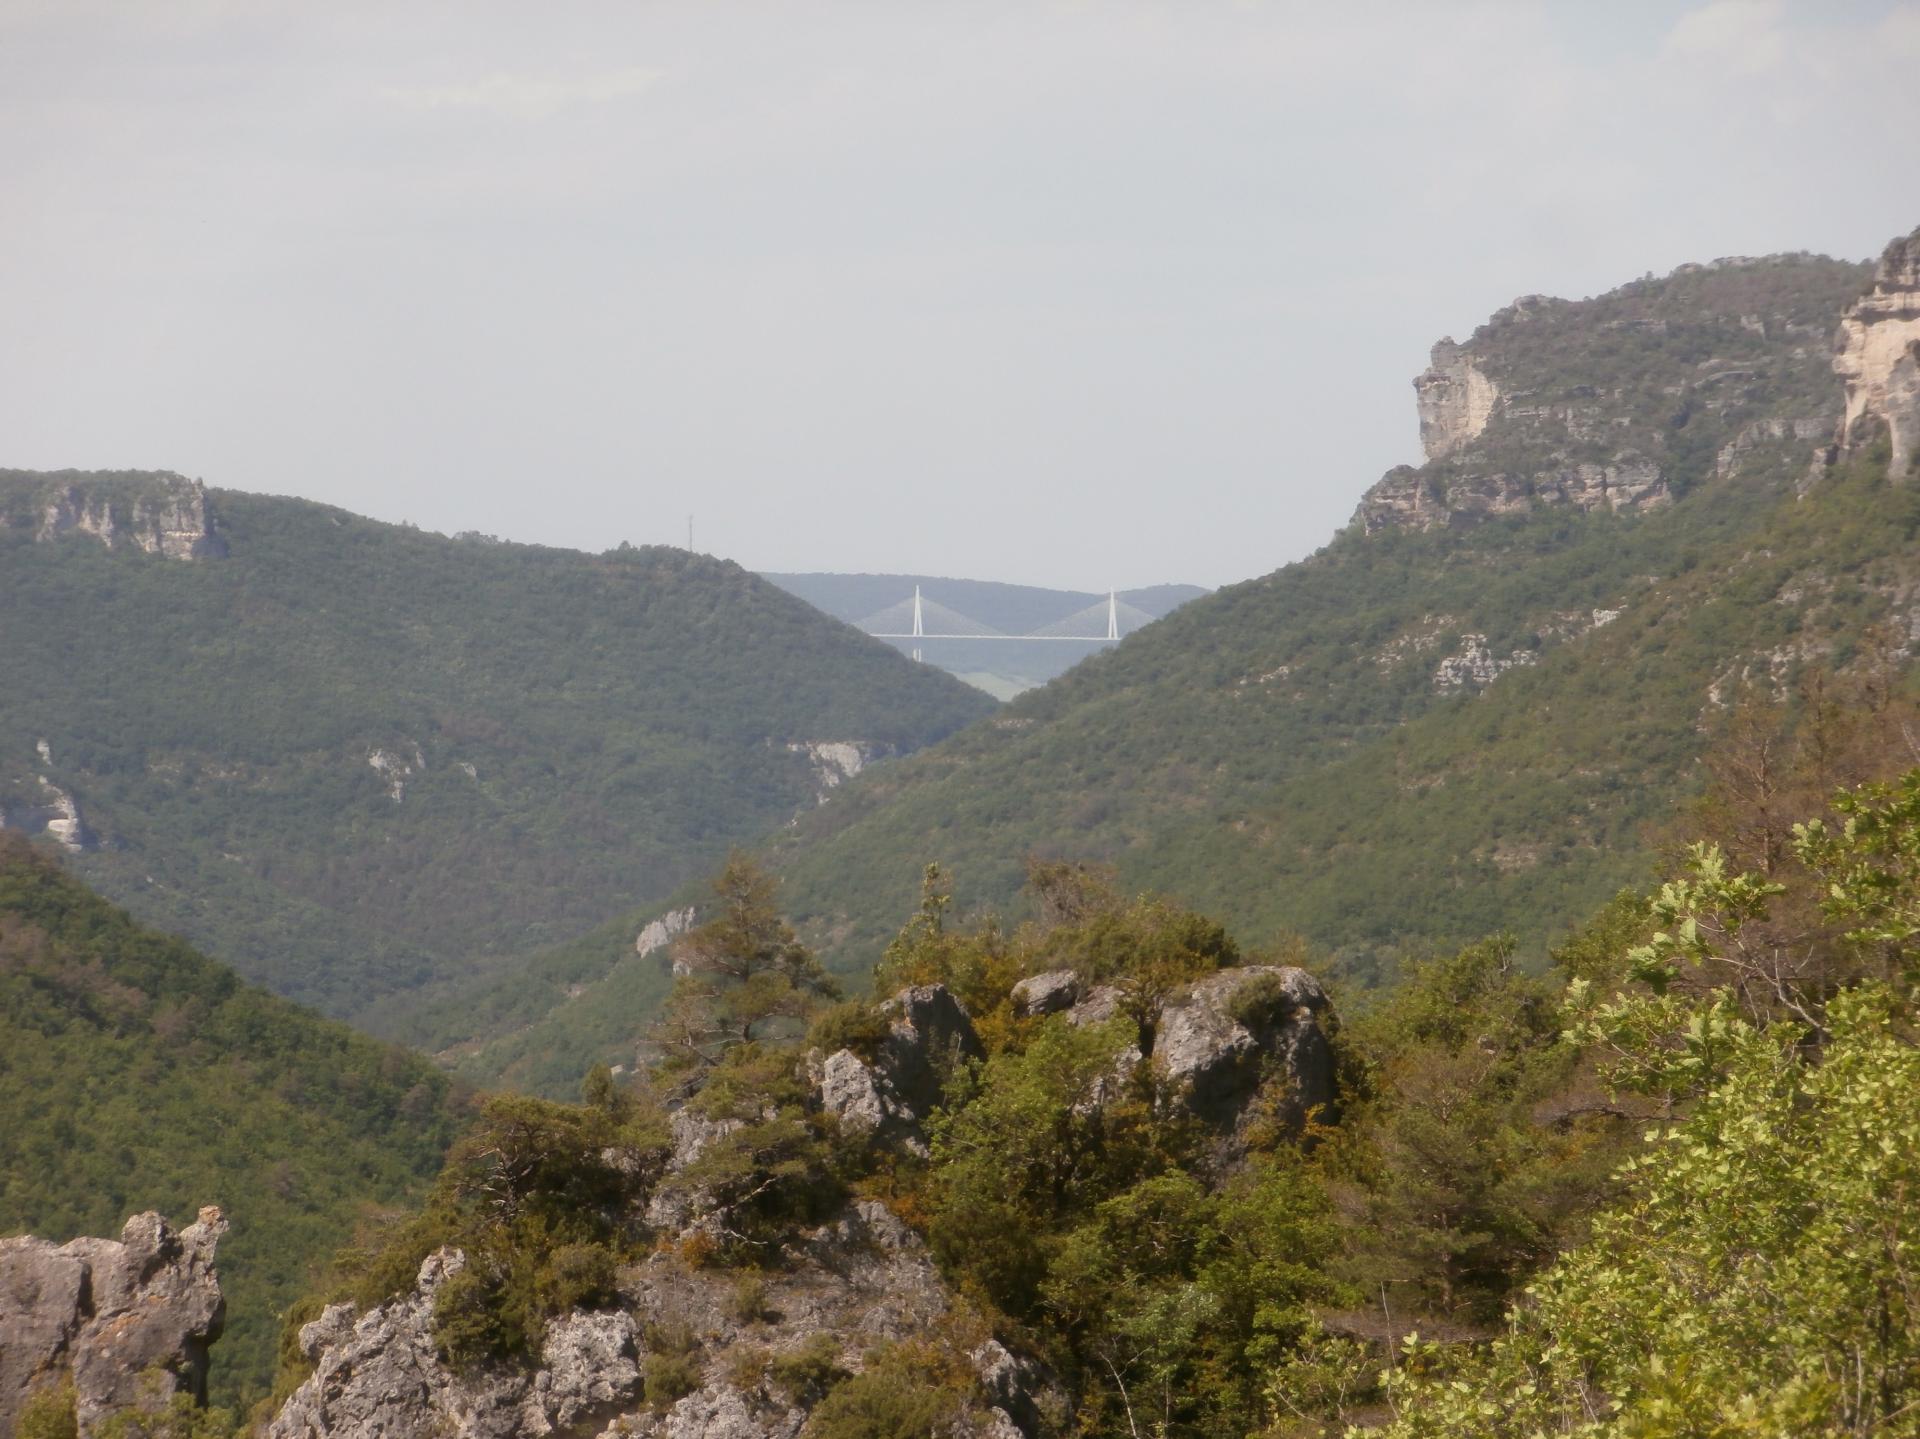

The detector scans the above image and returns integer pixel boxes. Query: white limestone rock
[1833,225,1920,479]
[0,1208,228,1437]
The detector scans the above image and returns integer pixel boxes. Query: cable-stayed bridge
[858,585,1156,648]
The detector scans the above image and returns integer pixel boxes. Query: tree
[1377,767,1920,1437]
[651,853,837,1090]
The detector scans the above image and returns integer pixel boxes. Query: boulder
[1060,966,1337,1155]
[1009,969,1080,1019]
[1153,967,1337,1140]
[0,1207,227,1437]
[812,983,984,1156]
[269,1248,647,1439]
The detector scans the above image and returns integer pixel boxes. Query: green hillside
[764,253,1899,985]
[0,478,996,1030]
[434,249,1917,1094]
[0,832,467,1406]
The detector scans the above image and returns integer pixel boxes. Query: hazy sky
[4,1,1917,590]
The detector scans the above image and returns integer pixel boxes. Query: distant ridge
[0,474,997,1031]
[764,572,1208,696]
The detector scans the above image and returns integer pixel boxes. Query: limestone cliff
[1355,253,1865,534]
[5,472,227,559]
[0,1209,227,1437]
[1414,338,1500,460]
[1833,225,1920,479]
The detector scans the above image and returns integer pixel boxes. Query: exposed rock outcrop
[1414,339,1500,460]
[1358,457,1669,534]
[784,740,895,804]
[0,1208,227,1437]
[1064,965,1338,1155]
[1433,635,1538,691]
[1010,969,1080,1019]
[1833,225,1920,479]
[1355,252,1865,535]
[23,475,226,560]
[638,907,697,960]
[1,775,98,851]
[271,969,1332,1438]
[274,1197,1043,1439]
[269,1249,643,1439]
[811,983,986,1156]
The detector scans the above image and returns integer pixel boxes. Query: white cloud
[383,65,664,121]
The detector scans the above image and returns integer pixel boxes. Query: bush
[768,1333,848,1404]
[730,1272,774,1323]
[538,1242,618,1312]
[1225,969,1297,1030]
[431,1264,519,1371]
[16,1379,77,1439]
[806,1001,892,1061]
[802,1366,960,1439]
[643,1352,702,1411]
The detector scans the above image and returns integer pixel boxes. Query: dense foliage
[0,834,466,1407]
[0,472,994,1034]
[1376,771,1920,1437]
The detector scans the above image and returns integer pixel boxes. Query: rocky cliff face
[0,1209,227,1437]
[1355,254,1866,534]
[10,473,227,560]
[1833,225,1920,479]
[1414,339,1500,460]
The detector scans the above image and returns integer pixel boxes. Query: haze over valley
[4,5,1920,1437]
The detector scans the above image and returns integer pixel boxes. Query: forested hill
[0,475,996,1027]
[759,247,1915,985]
[0,832,467,1407]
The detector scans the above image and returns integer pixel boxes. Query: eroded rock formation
[25,475,226,560]
[0,1208,227,1437]
[1059,965,1337,1155]
[1354,251,1868,534]
[273,1196,1039,1439]
[1414,339,1500,460]
[811,983,987,1155]
[1833,225,1920,479]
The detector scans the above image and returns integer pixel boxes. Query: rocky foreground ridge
[0,1208,227,1436]
[269,967,1333,1439]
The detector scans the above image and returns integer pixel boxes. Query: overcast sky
[3,1,1917,590]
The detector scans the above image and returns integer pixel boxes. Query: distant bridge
[860,586,1152,648]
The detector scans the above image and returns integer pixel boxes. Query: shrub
[16,1379,77,1439]
[642,1352,702,1411]
[806,1001,892,1061]
[802,1366,960,1439]
[1225,969,1297,1030]
[431,1264,518,1371]
[768,1333,848,1404]
[538,1242,618,1312]
[730,1272,774,1324]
